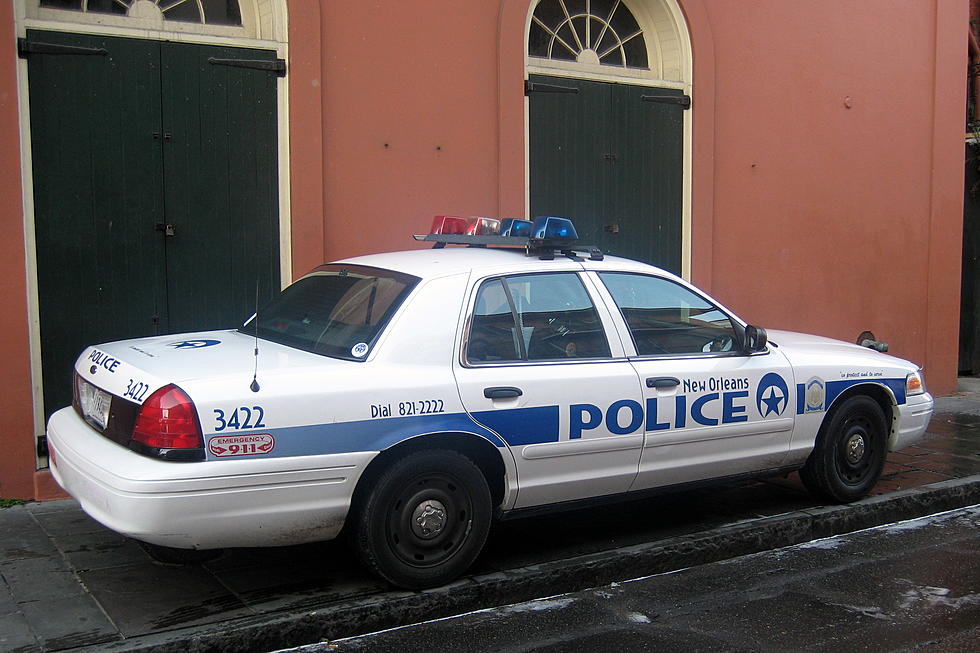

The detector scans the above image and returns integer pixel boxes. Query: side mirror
[744,325,768,353]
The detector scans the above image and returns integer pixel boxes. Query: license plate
[79,379,111,430]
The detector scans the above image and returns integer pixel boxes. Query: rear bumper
[890,393,934,452]
[47,408,376,549]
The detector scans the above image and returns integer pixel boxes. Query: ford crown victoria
[47,217,935,589]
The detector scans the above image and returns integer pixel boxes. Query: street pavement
[306,505,980,653]
[1,390,979,653]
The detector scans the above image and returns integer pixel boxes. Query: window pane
[600,273,738,356]
[40,0,84,10]
[161,0,202,23]
[468,279,522,363]
[246,265,418,361]
[83,0,126,15]
[506,273,610,361]
[202,0,242,26]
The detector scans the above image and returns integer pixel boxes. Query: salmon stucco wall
[319,1,503,262]
[287,0,325,279]
[698,0,965,394]
[0,1,37,499]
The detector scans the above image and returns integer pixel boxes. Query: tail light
[132,384,203,450]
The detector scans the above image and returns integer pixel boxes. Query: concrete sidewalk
[2,391,979,653]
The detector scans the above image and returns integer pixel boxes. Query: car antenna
[250,280,261,393]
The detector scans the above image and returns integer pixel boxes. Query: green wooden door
[25,31,280,417]
[160,44,281,332]
[528,74,685,273]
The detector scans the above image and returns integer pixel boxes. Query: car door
[453,269,644,508]
[588,270,797,490]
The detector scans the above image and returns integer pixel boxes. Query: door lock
[155,223,176,237]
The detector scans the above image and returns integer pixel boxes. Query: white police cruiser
[47,216,934,589]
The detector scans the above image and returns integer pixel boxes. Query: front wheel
[353,449,492,589]
[800,395,888,502]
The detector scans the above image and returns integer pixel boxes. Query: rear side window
[598,272,738,356]
[467,272,611,363]
[245,265,419,360]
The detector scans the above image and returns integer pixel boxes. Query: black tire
[353,449,492,589]
[800,395,888,502]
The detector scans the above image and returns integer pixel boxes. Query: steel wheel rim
[386,472,473,569]
[835,415,877,485]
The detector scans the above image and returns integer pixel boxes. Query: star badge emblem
[756,372,790,418]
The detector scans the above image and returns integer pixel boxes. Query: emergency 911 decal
[209,433,275,457]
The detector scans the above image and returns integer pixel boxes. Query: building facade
[0,0,966,499]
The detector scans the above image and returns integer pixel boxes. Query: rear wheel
[800,395,888,502]
[354,449,492,589]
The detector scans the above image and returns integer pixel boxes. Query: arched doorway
[526,0,691,275]
[16,0,289,426]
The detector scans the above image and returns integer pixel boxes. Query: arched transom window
[529,0,648,69]
[38,0,242,26]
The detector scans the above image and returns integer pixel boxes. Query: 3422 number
[213,406,266,431]
[123,379,150,402]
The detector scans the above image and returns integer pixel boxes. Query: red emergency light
[430,215,501,236]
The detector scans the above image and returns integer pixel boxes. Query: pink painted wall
[288,0,326,278]
[696,0,965,394]
[0,2,38,499]
[318,1,503,261]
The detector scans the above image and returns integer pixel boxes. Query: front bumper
[890,392,934,452]
[47,408,376,549]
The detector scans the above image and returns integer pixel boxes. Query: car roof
[333,245,669,280]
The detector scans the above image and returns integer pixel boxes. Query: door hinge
[525,80,580,96]
[18,38,108,59]
[640,94,692,109]
[37,435,48,458]
[208,57,286,77]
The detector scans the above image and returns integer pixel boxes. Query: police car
[47,216,934,589]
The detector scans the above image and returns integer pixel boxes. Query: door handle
[484,386,523,399]
[646,377,680,389]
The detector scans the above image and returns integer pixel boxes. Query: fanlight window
[529,0,648,69]
[39,0,242,26]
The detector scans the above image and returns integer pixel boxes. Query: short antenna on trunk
[250,280,261,393]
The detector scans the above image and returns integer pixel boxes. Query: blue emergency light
[500,218,533,237]
[531,216,578,241]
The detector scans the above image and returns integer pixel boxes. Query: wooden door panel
[160,42,281,332]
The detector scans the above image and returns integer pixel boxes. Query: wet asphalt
[315,505,980,653]
[1,390,978,652]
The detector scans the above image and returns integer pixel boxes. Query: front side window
[245,265,419,361]
[467,272,611,364]
[599,272,739,356]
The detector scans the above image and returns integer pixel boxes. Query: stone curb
[83,474,980,653]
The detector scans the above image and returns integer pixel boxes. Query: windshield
[242,265,419,360]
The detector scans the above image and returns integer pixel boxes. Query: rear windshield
[242,265,419,360]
